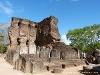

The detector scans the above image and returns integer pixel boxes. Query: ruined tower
[6,16,80,73]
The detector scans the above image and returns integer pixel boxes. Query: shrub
[0,43,8,53]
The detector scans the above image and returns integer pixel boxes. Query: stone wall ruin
[6,16,85,73]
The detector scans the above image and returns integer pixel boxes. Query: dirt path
[0,54,85,75]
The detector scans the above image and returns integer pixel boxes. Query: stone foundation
[6,16,83,74]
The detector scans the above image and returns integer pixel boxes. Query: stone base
[49,57,60,62]
[32,60,45,74]
[6,50,16,65]
[13,53,19,65]
[46,62,62,71]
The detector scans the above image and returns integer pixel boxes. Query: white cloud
[4,0,12,7]
[0,0,24,16]
[0,1,13,15]
[61,35,71,45]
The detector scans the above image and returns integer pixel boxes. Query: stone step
[52,68,63,73]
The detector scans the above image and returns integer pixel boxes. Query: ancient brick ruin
[6,16,85,73]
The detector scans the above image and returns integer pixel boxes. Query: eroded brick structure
[6,16,84,73]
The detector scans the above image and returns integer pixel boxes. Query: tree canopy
[66,24,100,52]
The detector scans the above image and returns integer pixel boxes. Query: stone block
[13,53,19,65]
[52,68,63,73]
[32,60,45,73]
[29,44,36,54]
[25,60,31,73]
[20,46,28,54]
[46,62,62,71]
[49,57,60,62]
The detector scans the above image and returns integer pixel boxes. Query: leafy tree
[66,24,100,52]
[0,43,8,53]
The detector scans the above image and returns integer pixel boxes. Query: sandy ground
[0,54,85,75]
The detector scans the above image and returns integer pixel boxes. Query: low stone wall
[6,51,46,73]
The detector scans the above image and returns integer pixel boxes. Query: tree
[0,23,10,53]
[0,43,8,53]
[66,24,100,52]
[0,23,10,44]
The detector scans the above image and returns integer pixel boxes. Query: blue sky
[0,0,100,44]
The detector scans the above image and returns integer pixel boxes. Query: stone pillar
[25,60,31,73]
[13,53,19,65]
[77,49,80,59]
[39,46,46,62]
[14,60,19,70]
[32,60,45,74]
[19,19,29,54]
[28,23,37,54]
[8,51,15,65]
[19,37,28,54]
[17,57,22,70]
[13,55,22,70]
[8,17,20,51]
[45,48,50,62]
[36,46,40,58]
[21,57,26,72]
[39,46,50,62]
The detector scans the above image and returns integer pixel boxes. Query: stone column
[28,23,37,54]
[77,49,80,59]
[25,60,31,73]
[8,17,20,51]
[39,46,49,62]
[19,37,28,54]
[13,53,19,65]
[19,19,29,54]
[36,46,40,55]
[45,47,50,62]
